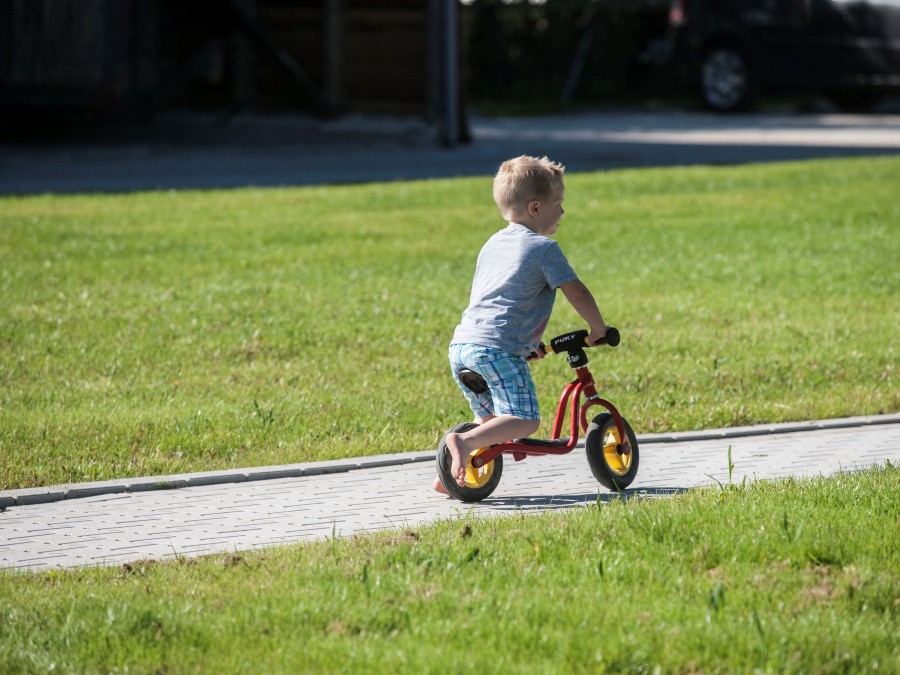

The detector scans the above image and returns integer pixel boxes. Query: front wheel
[700,45,756,112]
[435,422,503,502]
[585,413,639,491]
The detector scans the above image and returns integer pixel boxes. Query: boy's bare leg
[446,416,540,487]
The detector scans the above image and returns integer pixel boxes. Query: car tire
[827,92,883,113]
[700,45,756,112]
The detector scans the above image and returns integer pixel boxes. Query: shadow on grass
[479,486,689,511]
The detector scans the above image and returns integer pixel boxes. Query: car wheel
[700,46,755,112]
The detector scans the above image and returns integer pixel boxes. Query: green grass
[1,466,897,673]
[1,157,897,489]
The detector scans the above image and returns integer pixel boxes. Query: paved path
[1,415,897,571]
[3,110,900,194]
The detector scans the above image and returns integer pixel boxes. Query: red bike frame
[469,363,631,469]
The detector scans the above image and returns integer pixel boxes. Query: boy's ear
[528,199,541,216]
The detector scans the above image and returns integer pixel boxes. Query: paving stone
[187,473,248,487]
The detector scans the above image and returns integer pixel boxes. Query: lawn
[1,156,897,489]
[1,465,896,673]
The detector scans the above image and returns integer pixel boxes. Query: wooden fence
[0,0,454,120]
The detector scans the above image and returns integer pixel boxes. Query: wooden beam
[127,39,220,120]
[220,0,334,117]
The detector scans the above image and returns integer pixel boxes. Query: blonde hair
[492,155,566,221]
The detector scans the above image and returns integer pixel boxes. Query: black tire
[827,92,883,113]
[435,422,503,502]
[585,413,639,491]
[700,45,756,112]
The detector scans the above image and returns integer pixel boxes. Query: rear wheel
[585,413,639,491]
[700,45,756,112]
[435,423,503,502]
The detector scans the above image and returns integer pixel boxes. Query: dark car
[664,0,900,111]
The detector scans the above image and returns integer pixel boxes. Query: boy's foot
[445,432,470,487]
[432,476,448,494]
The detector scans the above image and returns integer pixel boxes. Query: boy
[435,155,607,493]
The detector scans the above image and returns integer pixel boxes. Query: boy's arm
[559,279,607,345]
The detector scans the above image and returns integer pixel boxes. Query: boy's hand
[526,343,547,361]
[587,326,608,346]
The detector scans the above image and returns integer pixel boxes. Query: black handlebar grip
[602,327,620,347]
[549,327,621,352]
[549,330,589,353]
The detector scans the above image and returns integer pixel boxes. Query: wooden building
[0,0,464,143]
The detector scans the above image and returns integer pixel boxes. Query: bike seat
[457,369,488,394]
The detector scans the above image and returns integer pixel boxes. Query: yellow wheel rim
[464,447,495,488]
[602,425,632,476]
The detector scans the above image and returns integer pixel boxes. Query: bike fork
[581,398,631,456]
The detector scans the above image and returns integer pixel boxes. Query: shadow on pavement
[481,486,690,510]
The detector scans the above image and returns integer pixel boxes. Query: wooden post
[231,0,257,109]
[323,0,343,111]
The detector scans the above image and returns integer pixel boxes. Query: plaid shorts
[449,343,540,421]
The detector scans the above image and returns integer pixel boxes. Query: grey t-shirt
[452,223,578,356]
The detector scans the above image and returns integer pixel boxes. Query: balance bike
[436,327,639,502]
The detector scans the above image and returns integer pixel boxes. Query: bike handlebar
[529,327,620,360]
